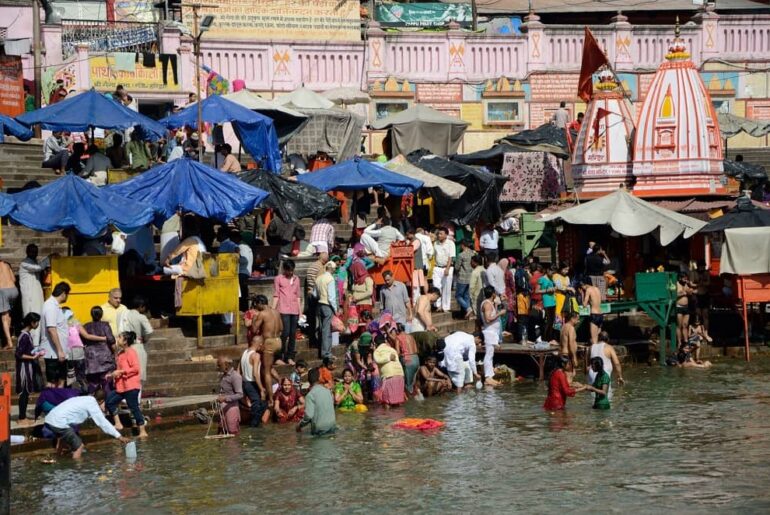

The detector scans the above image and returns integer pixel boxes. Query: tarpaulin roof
[159,95,281,173]
[723,159,768,181]
[407,149,508,225]
[718,112,770,138]
[0,114,32,143]
[372,104,469,157]
[275,87,335,110]
[284,108,364,161]
[296,157,423,196]
[0,193,15,217]
[106,158,269,223]
[16,89,167,140]
[383,155,466,199]
[10,174,155,237]
[239,170,339,223]
[541,187,706,246]
[452,142,536,169]
[720,227,770,275]
[700,196,770,233]
[501,123,570,159]
[322,87,370,105]
[222,90,308,144]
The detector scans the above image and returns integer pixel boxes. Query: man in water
[419,355,452,396]
[676,272,694,348]
[45,389,131,459]
[587,331,625,388]
[559,311,580,379]
[249,295,283,403]
[216,357,243,435]
[437,331,482,393]
[240,335,268,427]
[297,367,336,436]
[580,280,603,344]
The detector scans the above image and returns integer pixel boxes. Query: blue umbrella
[106,158,269,223]
[16,89,167,140]
[10,174,156,237]
[159,95,281,173]
[296,157,423,196]
[0,114,32,143]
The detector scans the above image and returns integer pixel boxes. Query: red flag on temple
[578,27,609,102]
[593,107,611,141]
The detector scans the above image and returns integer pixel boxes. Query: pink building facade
[8,4,770,152]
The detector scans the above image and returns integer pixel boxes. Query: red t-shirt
[530,271,543,308]
[543,368,576,410]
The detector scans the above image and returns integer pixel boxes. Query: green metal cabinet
[500,213,556,261]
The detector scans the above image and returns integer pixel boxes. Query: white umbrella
[541,187,706,246]
[274,87,334,110]
[322,86,370,106]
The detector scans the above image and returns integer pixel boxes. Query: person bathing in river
[334,369,365,411]
[559,311,580,380]
[544,356,585,411]
[584,357,611,409]
[274,377,305,423]
[676,272,695,348]
[588,331,625,390]
[418,356,452,397]
[580,279,603,344]
[248,295,283,404]
[297,367,336,436]
[687,315,712,364]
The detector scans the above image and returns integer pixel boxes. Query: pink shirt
[274,274,301,315]
[115,346,142,393]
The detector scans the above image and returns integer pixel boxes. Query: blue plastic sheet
[106,158,269,223]
[296,157,423,196]
[0,114,32,143]
[159,95,281,173]
[10,174,155,237]
[16,89,167,139]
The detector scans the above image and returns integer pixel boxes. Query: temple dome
[631,23,724,196]
[571,69,636,197]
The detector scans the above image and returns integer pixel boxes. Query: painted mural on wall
[187,0,360,41]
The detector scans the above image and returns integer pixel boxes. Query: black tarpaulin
[501,123,570,159]
[700,196,770,233]
[407,149,507,225]
[239,170,339,223]
[723,159,768,181]
[452,142,533,170]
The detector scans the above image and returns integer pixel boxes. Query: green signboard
[375,2,473,28]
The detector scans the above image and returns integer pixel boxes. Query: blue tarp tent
[16,89,167,140]
[0,114,32,143]
[10,174,155,237]
[296,157,423,196]
[107,158,269,223]
[0,193,15,216]
[159,95,281,173]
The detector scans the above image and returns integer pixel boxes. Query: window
[483,99,522,126]
[374,101,409,120]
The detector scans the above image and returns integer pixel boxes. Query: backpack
[515,268,531,295]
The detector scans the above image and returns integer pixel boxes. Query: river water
[11,359,770,513]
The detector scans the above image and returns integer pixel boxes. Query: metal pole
[471,0,478,31]
[32,0,43,137]
[193,6,203,163]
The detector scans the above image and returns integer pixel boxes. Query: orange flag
[578,27,610,102]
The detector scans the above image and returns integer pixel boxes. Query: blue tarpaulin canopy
[0,193,15,216]
[106,158,269,223]
[0,114,32,143]
[9,174,156,237]
[159,95,281,173]
[16,89,167,140]
[296,157,423,196]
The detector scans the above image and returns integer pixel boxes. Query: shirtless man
[676,272,694,348]
[580,280,603,344]
[418,356,451,396]
[559,311,580,378]
[250,295,283,403]
[412,287,440,333]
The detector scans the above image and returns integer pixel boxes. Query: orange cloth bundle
[393,418,445,431]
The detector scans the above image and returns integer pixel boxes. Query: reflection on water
[12,360,770,513]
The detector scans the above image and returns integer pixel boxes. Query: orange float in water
[393,418,445,431]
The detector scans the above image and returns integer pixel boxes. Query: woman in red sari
[274,377,305,423]
[544,356,585,410]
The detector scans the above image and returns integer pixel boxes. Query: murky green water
[11,359,770,513]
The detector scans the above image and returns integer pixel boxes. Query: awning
[239,170,339,223]
[222,90,308,144]
[0,114,32,143]
[274,87,335,110]
[700,196,770,233]
[718,112,770,138]
[383,155,466,199]
[720,227,770,275]
[296,157,423,196]
[541,187,706,246]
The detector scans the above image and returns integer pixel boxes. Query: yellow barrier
[177,253,240,346]
[50,255,119,324]
[107,168,142,185]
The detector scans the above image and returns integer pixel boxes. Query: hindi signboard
[375,2,472,28]
[0,56,24,117]
[90,56,180,92]
[186,0,360,42]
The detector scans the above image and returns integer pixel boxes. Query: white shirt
[485,263,505,295]
[45,396,122,439]
[41,296,68,359]
[480,229,499,250]
[238,243,253,276]
[433,239,456,268]
[441,331,477,373]
[414,233,434,264]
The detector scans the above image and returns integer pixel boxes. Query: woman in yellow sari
[552,262,574,317]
